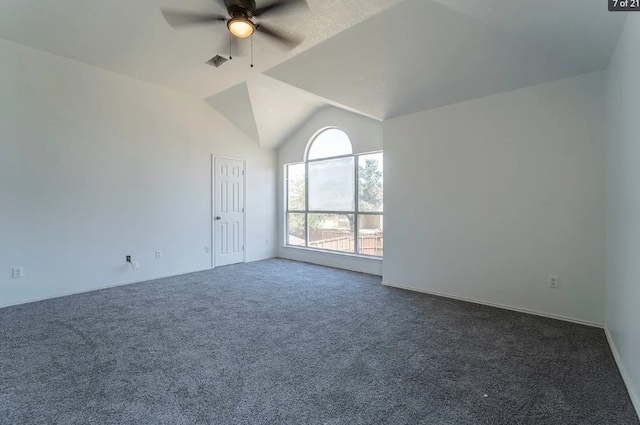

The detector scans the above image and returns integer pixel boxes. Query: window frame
[285,149,383,258]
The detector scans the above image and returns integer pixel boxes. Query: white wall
[0,39,277,308]
[277,106,384,275]
[383,72,606,325]
[605,14,640,415]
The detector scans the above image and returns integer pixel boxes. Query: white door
[214,157,245,267]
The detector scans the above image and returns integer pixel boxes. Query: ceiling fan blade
[213,0,228,10]
[253,0,309,17]
[161,9,227,28]
[256,23,304,50]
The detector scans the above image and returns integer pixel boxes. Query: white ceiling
[267,0,627,119]
[0,0,403,98]
[206,75,327,149]
[0,0,627,145]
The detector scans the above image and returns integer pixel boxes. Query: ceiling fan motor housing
[225,0,257,18]
[161,0,305,55]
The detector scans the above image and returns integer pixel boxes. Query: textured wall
[384,72,606,325]
[605,13,640,416]
[0,39,277,307]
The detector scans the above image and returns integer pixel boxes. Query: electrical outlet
[12,267,23,279]
[549,275,559,288]
[204,246,210,254]
[132,261,140,270]
[155,250,162,260]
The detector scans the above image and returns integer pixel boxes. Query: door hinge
[242,207,245,213]
[242,245,245,251]
[242,170,245,176]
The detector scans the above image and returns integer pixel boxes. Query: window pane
[287,213,306,246]
[358,153,383,212]
[308,157,355,211]
[307,129,353,160]
[308,214,354,253]
[358,215,383,257]
[287,163,306,211]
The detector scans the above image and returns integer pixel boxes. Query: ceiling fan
[162,0,308,63]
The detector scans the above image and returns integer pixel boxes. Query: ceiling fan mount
[226,0,258,19]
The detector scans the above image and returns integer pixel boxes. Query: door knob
[215,216,222,220]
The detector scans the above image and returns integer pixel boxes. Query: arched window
[286,128,383,257]
[306,128,353,160]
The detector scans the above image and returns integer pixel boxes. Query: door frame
[211,154,247,268]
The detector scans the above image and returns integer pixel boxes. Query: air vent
[206,55,228,68]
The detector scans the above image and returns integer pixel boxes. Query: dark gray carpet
[1,259,637,425]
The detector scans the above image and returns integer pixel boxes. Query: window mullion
[305,161,309,248]
[306,211,355,214]
[354,155,359,255]
[285,165,294,246]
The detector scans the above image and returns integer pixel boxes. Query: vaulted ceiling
[0,0,627,147]
[268,0,626,119]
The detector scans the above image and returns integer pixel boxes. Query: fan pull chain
[251,34,254,68]
[229,35,233,60]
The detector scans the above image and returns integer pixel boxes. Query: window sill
[279,245,383,276]
[281,245,383,261]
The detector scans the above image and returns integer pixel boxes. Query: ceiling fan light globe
[228,18,255,38]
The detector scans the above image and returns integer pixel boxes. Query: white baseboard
[605,328,640,419]
[382,281,604,328]
[0,267,213,309]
